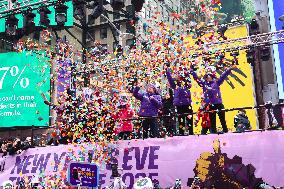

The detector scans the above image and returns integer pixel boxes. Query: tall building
[85,0,135,52]
[87,0,185,52]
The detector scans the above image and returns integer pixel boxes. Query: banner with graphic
[0,131,284,188]
[0,52,50,127]
[186,25,258,133]
[57,59,71,98]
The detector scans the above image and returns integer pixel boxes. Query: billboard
[0,52,50,127]
[185,25,258,133]
[0,0,73,33]
[268,0,284,99]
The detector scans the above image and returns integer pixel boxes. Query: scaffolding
[0,0,61,18]
[202,29,284,52]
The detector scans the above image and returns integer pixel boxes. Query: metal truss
[0,0,66,18]
[203,30,284,52]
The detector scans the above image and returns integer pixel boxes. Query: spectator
[234,110,251,132]
[192,66,236,133]
[161,88,176,136]
[133,83,162,138]
[0,140,8,157]
[58,130,70,144]
[21,137,32,150]
[195,99,211,134]
[166,65,193,135]
[112,95,135,140]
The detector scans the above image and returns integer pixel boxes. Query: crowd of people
[0,58,255,161]
[0,137,32,157]
[37,61,253,146]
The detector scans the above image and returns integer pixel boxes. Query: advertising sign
[0,131,284,188]
[0,52,50,127]
[268,0,284,99]
[68,162,99,188]
[0,0,73,33]
[186,25,258,133]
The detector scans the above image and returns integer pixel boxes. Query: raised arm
[184,69,192,89]
[166,68,176,89]
[217,67,233,86]
[133,86,143,101]
[191,71,204,87]
[169,88,174,102]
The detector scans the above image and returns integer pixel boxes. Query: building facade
[85,0,185,52]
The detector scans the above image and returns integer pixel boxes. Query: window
[100,16,107,23]
[126,23,135,34]
[113,11,120,20]
[100,27,107,39]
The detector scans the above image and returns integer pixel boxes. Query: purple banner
[57,59,71,97]
[0,131,284,188]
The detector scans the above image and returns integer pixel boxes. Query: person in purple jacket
[166,65,193,135]
[133,83,162,138]
[191,66,236,134]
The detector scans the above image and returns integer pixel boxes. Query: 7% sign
[0,66,30,90]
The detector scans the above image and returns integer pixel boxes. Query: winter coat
[112,105,134,133]
[162,88,175,115]
[166,68,192,106]
[196,106,211,128]
[192,68,233,105]
[234,113,251,132]
[133,86,162,117]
